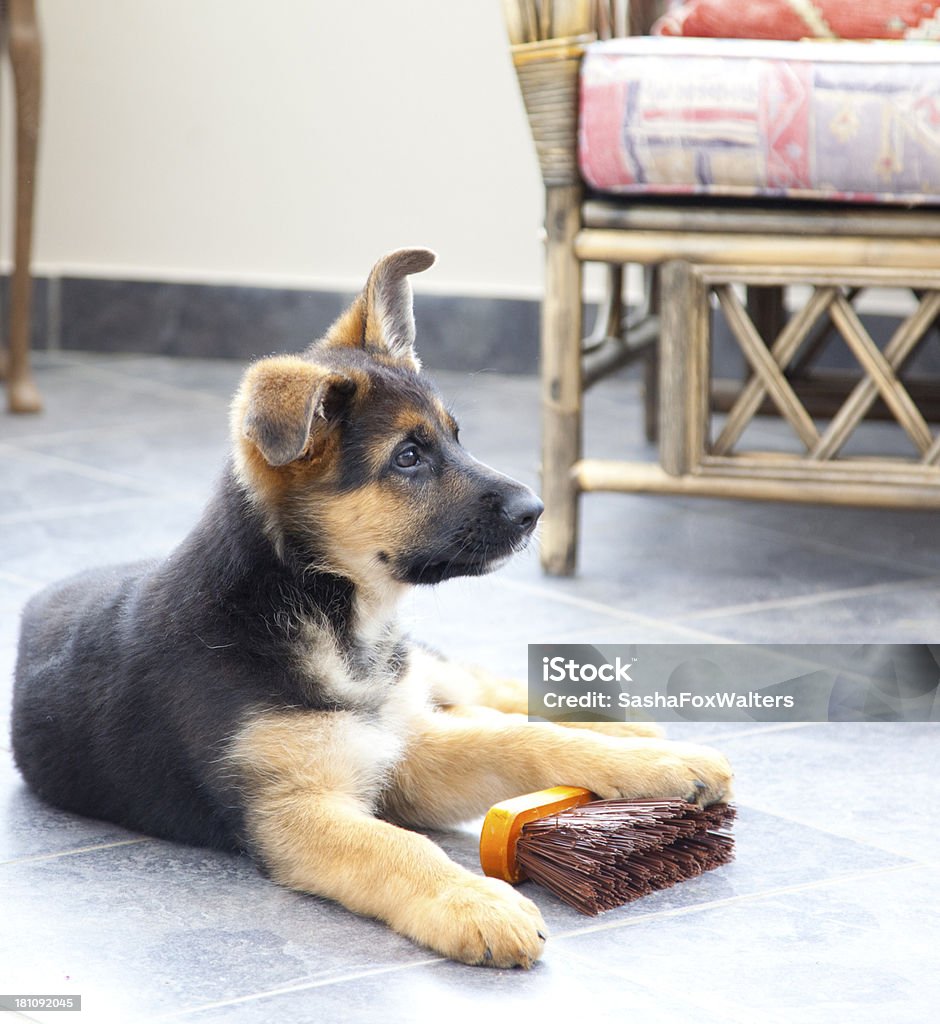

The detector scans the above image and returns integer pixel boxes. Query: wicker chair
[504,0,940,574]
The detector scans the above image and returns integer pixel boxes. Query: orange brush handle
[479,786,595,883]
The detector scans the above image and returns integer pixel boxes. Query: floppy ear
[238,356,356,467]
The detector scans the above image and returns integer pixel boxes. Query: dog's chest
[294,594,405,711]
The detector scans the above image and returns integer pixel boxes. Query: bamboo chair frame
[503,0,940,575]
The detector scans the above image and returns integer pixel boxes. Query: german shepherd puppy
[11,249,731,968]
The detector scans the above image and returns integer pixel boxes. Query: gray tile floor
[1,351,937,1023]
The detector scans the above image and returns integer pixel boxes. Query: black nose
[502,491,544,535]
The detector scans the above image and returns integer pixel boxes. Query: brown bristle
[515,801,736,915]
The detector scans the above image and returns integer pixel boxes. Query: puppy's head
[231,248,543,589]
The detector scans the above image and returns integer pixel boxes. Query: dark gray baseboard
[10,275,542,374]
[8,274,939,377]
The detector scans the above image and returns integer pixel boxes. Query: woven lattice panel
[710,286,940,466]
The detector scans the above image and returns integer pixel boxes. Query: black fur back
[11,466,365,851]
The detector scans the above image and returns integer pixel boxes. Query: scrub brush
[480,786,735,915]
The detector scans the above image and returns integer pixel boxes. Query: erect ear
[323,248,436,368]
[363,247,436,364]
[317,249,436,370]
[237,356,356,467]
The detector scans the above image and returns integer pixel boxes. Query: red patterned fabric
[655,0,940,40]
[579,37,940,205]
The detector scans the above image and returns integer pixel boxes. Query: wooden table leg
[5,0,42,413]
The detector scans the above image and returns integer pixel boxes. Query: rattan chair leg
[643,345,659,444]
[659,261,709,476]
[643,266,660,443]
[540,184,583,575]
[746,285,786,344]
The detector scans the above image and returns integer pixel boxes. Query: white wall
[5,0,547,298]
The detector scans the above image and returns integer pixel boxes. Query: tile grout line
[0,494,207,529]
[674,496,940,580]
[145,860,932,1019]
[0,569,43,589]
[0,836,152,867]
[560,946,760,1024]
[66,360,236,408]
[697,721,815,743]
[492,554,919,642]
[729,794,940,862]
[153,957,446,1020]
[490,576,741,643]
[3,1011,44,1023]
[784,531,940,580]
[2,417,222,450]
[678,572,940,623]
[0,443,169,496]
[550,860,923,942]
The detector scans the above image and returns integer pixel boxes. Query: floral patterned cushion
[654,0,940,40]
[579,36,940,204]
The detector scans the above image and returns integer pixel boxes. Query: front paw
[409,876,547,968]
[585,739,733,806]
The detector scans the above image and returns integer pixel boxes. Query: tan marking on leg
[410,647,663,737]
[382,713,732,830]
[228,709,546,968]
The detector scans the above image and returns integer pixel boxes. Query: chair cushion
[579,36,940,205]
[654,0,940,40]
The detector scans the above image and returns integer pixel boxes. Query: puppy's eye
[395,446,420,469]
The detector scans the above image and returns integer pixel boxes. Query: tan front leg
[382,713,732,830]
[410,646,663,738]
[229,710,546,968]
